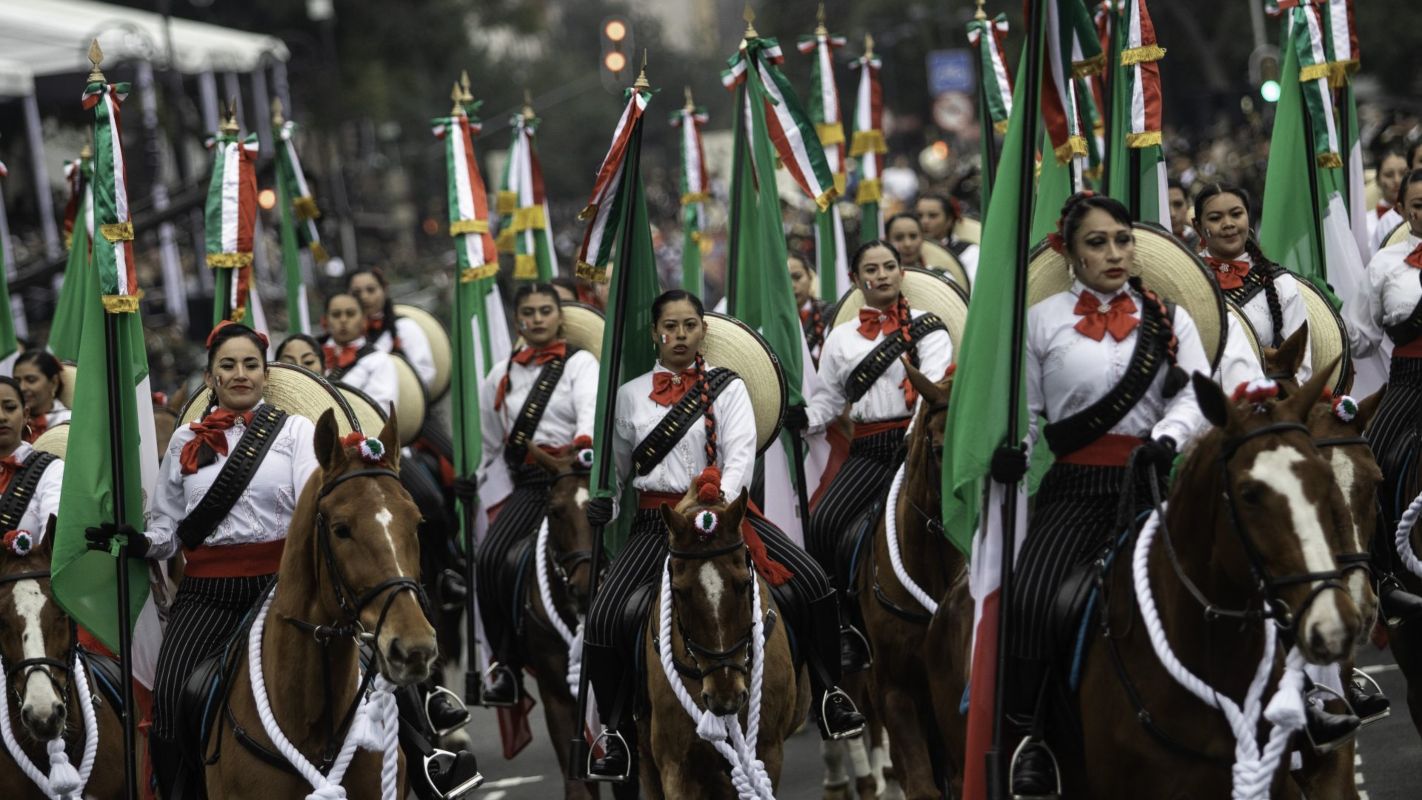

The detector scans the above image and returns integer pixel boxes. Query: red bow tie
[24,414,46,444]
[799,307,811,323]
[1204,257,1251,290]
[0,456,21,493]
[857,307,901,340]
[1073,292,1139,342]
[512,342,567,367]
[1378,203,1393,219]
[180,408,254,475]
[1406,243,1422,270]
[323,343,359,370]
[650,368,702,407]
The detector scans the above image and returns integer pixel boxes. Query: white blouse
[9,441,64,544]
[1369,207,1403,257]
[146,406,319,560]
[610,361,757,513]
[372,316,437,391]
[330,337,399,415]
[956,241,981,286]
[1026,281,1210,450]
[1346,233,1422,358]
[1216,313,1265,397]
[807,306,954,432]
[1223,252,1312,381]
[479,347,598,474]
[43,400,71,430]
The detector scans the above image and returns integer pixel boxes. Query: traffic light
[1249,45,1281,103]
[599,16,634,93]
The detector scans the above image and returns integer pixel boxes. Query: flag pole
[986,0,1045,796]
[1298,95,1331,284]
[1101,5,1118,194]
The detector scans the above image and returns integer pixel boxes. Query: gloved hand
[783,403,809,433]
[1136,436,1177,470]
[989,444,1029,484]
[85,522,150,558]
[452,476,479,502]
[585,496,615,528]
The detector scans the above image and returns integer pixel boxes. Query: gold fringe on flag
[1072,52,1106,78]
[459,263,498,283]
[575,261,608,282]
[833,172,846,195]
[855,178,882,204]
[1054,136,1088,164]
[994,119,1009,134]
[816,123,845,147]
[849,129,887,157]
[813,186,839,212]
[206,252,254,268]
[1327,60,1359,88]
[293,196,321,220]
[496,228,515,253]
[100,222,133,242]
[1120,44,1166,66]
[1317,152,1342,169]
[449,219,489,236]
[102,294,140,313]
[1299,63,1332,82]
[310,242,330,263]
[1126,130,1162,148]
[680,191,711,205]
[511,205,546,232]
[496,191,518,215]
[513,254,538,278]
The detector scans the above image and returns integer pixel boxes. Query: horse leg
[1387,618,1422,737]
[1293,738,1359,800]
[820,739,854,800]
[536,669,598,800]
[881,682,939,800]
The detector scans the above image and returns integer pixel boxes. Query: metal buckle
[425,685,470,738]
[1008,736,1062,800]
[421,748,483,799]
[585,728,631,783]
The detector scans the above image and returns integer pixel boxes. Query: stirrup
[818,688,866,740]
[480,663,520,708]
[1350,668,1392,725]
[425,685,471,738]
[1301,686,1360,755]
[422,748,483,799]
[1008,736,1062,800]
[586,729,631,784]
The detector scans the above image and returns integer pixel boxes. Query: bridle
[666,535,760,681]
[0,570,74,713]
[1311,433,1376,580]
[541,469,600,597]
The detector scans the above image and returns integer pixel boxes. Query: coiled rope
[1394,489,1422,579]
[534,518,585,697]
[0,652,99,800]
[883,462,938,615]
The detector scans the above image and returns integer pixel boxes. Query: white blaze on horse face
[698,562,727,649]
[373,504,405,577]
[13,580,61,717]
[574,486,589,511]
[1248,446,1348,654]
[1328,449,1370,613]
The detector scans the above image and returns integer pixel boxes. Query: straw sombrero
[391,353,427,446]
[57,362,79,409]
[394,304,452,402]
[919,241,972,293]
[32,422,69,460]
[1295,279,1353,395]
[953,216,982,245]
[829,266,970,352]
[178,362,361,436]
[700,312,785,455]
[513,302,605,361]
[1385,221,1414,249]
[337,383,390,438]
[1226,302,1264,368]
[1027,222,1226,369]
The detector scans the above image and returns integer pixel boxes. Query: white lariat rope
[534,518,585,697]
[883,462,938,616]
[1133,506,1305,800]
[246,583,400,800]
[657,555,775,799]
[0,652,100,800]
[1394,489,1422,579]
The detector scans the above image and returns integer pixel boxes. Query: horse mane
[282,466,326,589]
[1166,423,1228,537]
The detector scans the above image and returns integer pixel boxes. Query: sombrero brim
[394,304,452,402]
[952,216,982,245]
[512,303,605,361]
[58,362,78,409]
[178,362,362,436]
[32,422,69,460]
[701,312,785,455]
[337,383,390,438]
[919,241,972,293]
[829,267,970,352]
[1295,278,1352,395]
[391,353,427,446]
[1386,221,1413,249]
[1226,302,1264,369]
[1028,222,1225,370]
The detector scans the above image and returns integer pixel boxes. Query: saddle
[177,581,273,770]
[77,647,126,716]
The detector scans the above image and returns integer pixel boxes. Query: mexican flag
[274,109,325,336]
[1103,0,1170,227]
[52,76,161,662]
[670,95,710,296]
[849,39,886,248]
[798,20,849,302]
[968,13,1014,213]
[50,155,94,363]
[205,123,259,330]
[498,109,557,282]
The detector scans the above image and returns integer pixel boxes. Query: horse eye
[333,523,353,539]
[1238,482,1265,506]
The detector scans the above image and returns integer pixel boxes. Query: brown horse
[639,488,810,798]
[519,446,600,799]
[0,529,126,799]
[206,411,437,799]
[854,363,961,800]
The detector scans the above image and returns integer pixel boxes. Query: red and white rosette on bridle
[573,86,650,282]
[205,128,259,321]
[82,77,139,313]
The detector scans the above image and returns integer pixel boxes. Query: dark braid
[805,302,826,353]
[695,352,718,467]
[1129,276,1188,398]
[894,294,921,408]
[1243,236,1286,347]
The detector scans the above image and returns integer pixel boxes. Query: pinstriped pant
[1368,356,1422,533]
[151,575,271,741]
[475,468,549,662]
[806,427,907,585]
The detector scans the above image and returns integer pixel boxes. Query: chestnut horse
[205,411,437,799]
[639,488,810,798]
[0,531,126,799]
[519,446,600,799]
[854,363,961,800]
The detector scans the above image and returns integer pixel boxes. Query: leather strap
[324,342,377,382]
[0,452,56,532]
[1044,300,1172,458]
[1385,273,1422,347]
[504,348,577,467]
[631,368,734,477]
[844,313,946,405]
[177,406,289,550]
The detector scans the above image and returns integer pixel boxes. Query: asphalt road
[463,646,1420,799]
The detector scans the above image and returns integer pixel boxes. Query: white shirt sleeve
[958,243,980,286]
[1025,308,1046,453]
[916,324,954,382]
[1346,251,1388,359]
[1277,275,1313,382]
[360,353,400,417]
[477,366,507,477]
[1215,314,1265,396]
[567,350,600,442]
[1152,307,1209,447]
[145,436,191,561]
[285,415,320,500]
[395,317,438,389]
[609,382,637,521]
[23,459,64,544]
[806,331,849,433]
[714,378,758,498]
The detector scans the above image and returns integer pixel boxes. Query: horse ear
[1193,372,1231,428]
[314,409,344,472]
[1355,385,1387,432]
[378,410,401,471]
[1283,355,1338,422]
[660,502,688,540]
[903,359,948,408]
[1268,321,1309,379]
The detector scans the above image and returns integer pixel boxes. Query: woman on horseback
[85,322,320,796]
[792,239,953,671]
[473,283,599,707]
[348,267,438,391]
[885,213,926,269]
[274,333,325,374]
[322,293,399,414]
[916,193,981,284]
[14,352,70,442]
[1194,182,1312,380]
[581,289,864,781]
[995,192,1211,799]
[0,376,64,545]
[789,251,829,366]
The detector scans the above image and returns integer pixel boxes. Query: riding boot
[806,591,866,740]
[1372,517,1422,623]
[584,641,634,783]
[394,700,484,800]
[1346,668,1391,724]
[481,661,523,708]
[149,735,191,800]
[1004,659,1059,800]
[425,684,472,737]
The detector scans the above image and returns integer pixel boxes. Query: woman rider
[789,250,829,366]
[993,193,1211,798]
[885,212,926,269]
[0,376,64,548]
[791,239,953,671]
[323,293,399,414]
[473,283,598,706]
[581,290,864,780]
[274,333,325,374]
[13,351,70,442]
[916,192,981,283]
[347,267,438,391]
[1194,182,1312,381]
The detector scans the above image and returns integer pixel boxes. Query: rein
[1311,435,1376,577]
[0,571,72,696]
[665,538,761,680]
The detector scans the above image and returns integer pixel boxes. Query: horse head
[903,360,954,477]
[1187,363,1364,664]
[0,524,71,741]
[659,486,754,717]
[309,409,437,686]
[527,444,596,609]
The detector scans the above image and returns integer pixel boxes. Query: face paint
[660,334,669,344]
[864,281,874,291]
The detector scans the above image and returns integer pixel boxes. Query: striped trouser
[475,469,550,662]
[151,575,271,741]
[806,427,907,586]
[1367,356,1422,538]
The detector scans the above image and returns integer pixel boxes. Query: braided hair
[1196,182,1286,345]
[852,239,919,408]
[1128,276,1188,398]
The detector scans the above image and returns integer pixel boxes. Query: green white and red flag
[849,41,886,248]
[574,87,651,281]
[669,96,709,295]
[205,126,259,328]
[50,155,94,362]
[1041,0,1103,164]
[84,80,140,309]
[1102,0,1170,227]
[799,19,850,300]
[497,112,557,282]
[968,14,1014,135]
[1289,0,1343,170]
[274,115,325,334]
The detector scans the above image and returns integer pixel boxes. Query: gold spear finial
[815,3,828,37]
[221,99,239,135]
[684,86,695,111]
[864,32,875,59]
[271,97,284,126]
[522,89,534,120]
[87,39,105,83]
[975,0,987,21]
[80,143,92,159]
[633,50,649,91]
[459,70,473,103]
[743,3,758,39]
[450,82,463,115]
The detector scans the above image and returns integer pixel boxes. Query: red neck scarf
[323,342,360,371]
[24,414,46,444]
[857,306,901,340]
[1073,292,1139,342]
[495,342,568,410]
[0,455,22,494]
[180,408,254,475]
[1204,256,1251,290]
[1405,243,1422,270]
[650,367,701,407]
[1378,202,1393,219]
